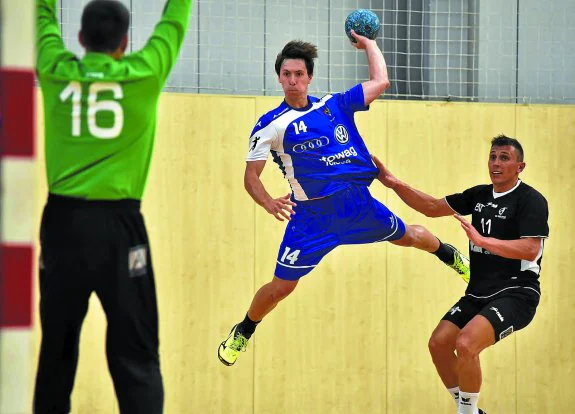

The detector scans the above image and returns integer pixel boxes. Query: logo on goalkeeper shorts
[129,245,147,277]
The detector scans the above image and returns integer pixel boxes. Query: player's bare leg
[456,316,494,391]
[455,315,495,413]
[247,277,298,321]
[391,224,439,251]
[218,277,297,366]
[391,224,470,281]
[429,320,460,388]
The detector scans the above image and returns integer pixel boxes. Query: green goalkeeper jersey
[36,0,192,200]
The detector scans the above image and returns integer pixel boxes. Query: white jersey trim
[492,179,521,199]
[248,95,335,201]
[246,122,277,161]
[466,285,541,299]
[373,214,401,242]
[520,238,544,274]
[276,261,316,269]
[443,197,459,214]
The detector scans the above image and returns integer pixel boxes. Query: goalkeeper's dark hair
[491,134,524,162]
[81,0,130,53]
[275,41,318,76]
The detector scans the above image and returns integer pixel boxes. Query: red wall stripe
[0,245,33,328]
[0,69,36,157]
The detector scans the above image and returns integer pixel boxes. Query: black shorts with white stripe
[441,287,540,342]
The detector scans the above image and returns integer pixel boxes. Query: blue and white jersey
[246,84,378,201]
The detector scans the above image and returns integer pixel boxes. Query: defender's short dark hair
[81,0,130,53]
[274,41,318,76]
[491,134,524,161]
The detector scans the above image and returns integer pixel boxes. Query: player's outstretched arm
[350,30,390,105]
[371,154,454,218]
[244,161,296,222]
[36,0,72,75]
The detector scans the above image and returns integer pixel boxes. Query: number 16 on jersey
[59,81,124,139]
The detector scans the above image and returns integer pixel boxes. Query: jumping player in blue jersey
[218,32,470,366]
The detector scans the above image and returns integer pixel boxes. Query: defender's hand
[262,193,297,222]
[371,154,399,189]
[454,214,485,246]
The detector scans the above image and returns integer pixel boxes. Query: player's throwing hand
[349,29,374,50]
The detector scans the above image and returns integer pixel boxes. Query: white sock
[458,391,480,414]
[447,386,460,407]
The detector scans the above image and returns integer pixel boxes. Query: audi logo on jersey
[293,136,330,153]
[334,124,349,144]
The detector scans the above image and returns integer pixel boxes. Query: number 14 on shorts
[280,247,301,264]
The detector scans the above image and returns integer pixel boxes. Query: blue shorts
[275,184,406,280]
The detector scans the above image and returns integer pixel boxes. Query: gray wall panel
[517,0,575,103]
[477,0,517,102]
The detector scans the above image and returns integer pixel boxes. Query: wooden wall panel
[145,94,257,414]
[515,105,575,413]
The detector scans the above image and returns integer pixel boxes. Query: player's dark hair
[81,0,130,53]
[275,41,318,76]
[491,134,524,161]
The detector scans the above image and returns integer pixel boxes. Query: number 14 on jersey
[292,120,308,135]
[280,246,301,264]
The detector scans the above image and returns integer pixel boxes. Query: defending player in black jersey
[372,135,549,414]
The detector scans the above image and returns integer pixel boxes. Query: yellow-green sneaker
[218,324,248,366]
[445,243,470,283]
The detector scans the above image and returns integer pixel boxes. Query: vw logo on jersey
[334,124,349,144]
[293,136,330,153]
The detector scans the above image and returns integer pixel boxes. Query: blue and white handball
[345,9,381,42]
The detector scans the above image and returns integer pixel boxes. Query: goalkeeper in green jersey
[33,1,192,413]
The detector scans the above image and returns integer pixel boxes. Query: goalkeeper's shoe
[218,324,249,366]
[444,244,470,283]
